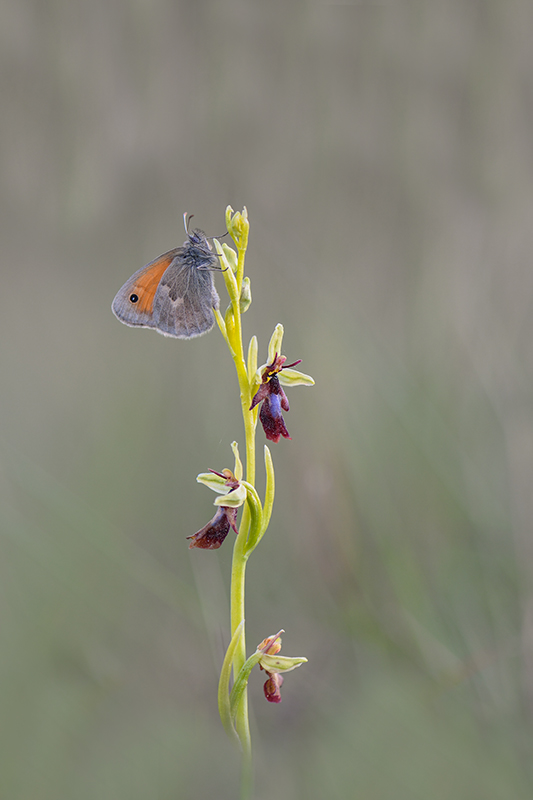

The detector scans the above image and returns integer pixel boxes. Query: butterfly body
[112,228,220,338]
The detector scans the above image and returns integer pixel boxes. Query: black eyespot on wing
[129,293,139,304]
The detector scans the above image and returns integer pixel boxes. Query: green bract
[221,242,238,272]
[239,276,252,313]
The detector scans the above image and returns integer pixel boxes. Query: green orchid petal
[278,368,315,387]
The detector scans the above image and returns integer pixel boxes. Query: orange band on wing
[133,253,175,314]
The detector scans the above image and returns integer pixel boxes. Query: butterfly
[112,215,221,338]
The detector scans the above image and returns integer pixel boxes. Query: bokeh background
[2,2,533,798]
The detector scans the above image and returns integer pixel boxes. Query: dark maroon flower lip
[187,505,239,550]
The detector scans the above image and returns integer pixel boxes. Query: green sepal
[278,368,315,387]
[259,653,308,673]
[214,483,247,507]
[231,441,243,481]
[267,323,284,363]
[196,472,227,493]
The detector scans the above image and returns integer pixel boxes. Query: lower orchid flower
[188,444,246,550]
[256,631,307,704]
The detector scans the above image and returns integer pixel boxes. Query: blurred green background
[2,2,533,798]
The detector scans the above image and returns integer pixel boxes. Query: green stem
[225,231,254,781]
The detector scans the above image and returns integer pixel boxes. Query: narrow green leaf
[261,445,275,537]
[241,481,263,555]
[218,621,245,746]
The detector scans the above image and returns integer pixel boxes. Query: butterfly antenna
[183,212,194,233]
[207,229,229,241]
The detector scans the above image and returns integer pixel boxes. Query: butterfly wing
[153,259,220,338]
[112,247,220,339]
[111,249,179,332]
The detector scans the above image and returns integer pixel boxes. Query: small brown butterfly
[112,215,220,338]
